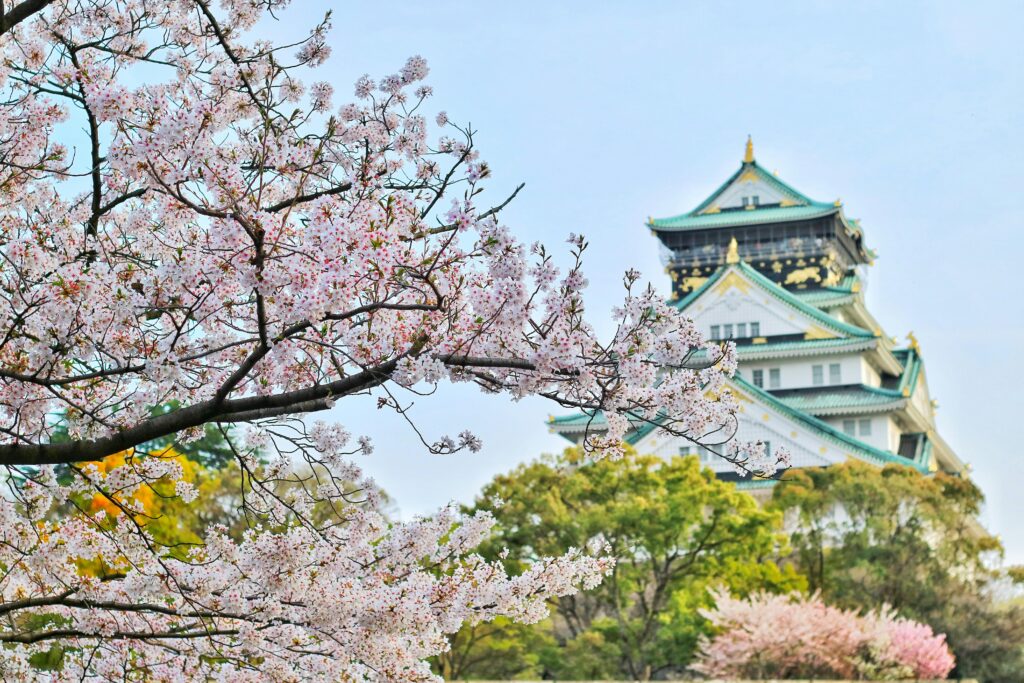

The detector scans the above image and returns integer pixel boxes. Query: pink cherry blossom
[694,590,955,679]
[0,0,755,678]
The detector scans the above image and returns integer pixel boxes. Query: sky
[268,1,1024,562]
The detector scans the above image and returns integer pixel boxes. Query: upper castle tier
[650,136,874,298]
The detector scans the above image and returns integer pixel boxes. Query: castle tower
[550,140,967,489]
[651,136,871,299]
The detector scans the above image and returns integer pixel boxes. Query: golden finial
[726,237,740,264]
[907,331,920,352]
[743,135,755,163]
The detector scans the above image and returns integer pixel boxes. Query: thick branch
[262,181,352,213]
[1,627,239,645]
[0,0,54,36]
[0,358,400,466]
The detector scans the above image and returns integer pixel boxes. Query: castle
[549,138,966,490]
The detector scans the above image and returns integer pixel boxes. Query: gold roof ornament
[726,236,740,264]
[743,135,755,163]
[907,331,920,352]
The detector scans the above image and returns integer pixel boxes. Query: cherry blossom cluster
[0,446,611,680]
[694,590,955,679]
[0,0,743,677]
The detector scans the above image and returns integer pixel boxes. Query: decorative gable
[709,167,798,211]
[679,261,872,342]
[687,138,815,215]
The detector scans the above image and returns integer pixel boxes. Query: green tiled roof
[549,411,601,427]
[647,159,866,251]
[731,374,927,472]
[792,289,856,308]
[678,337,876,363]
[738,261,873,337]
[770,384,906,415]
[791,274,861,308]
[548,410,657,446]
[650,203,839,231]
[650,160,842,232]
[740,337,874,357]
[547,375,926,473]
[691,161,813,214]
[673,261,875,339]
[892,347,923,395]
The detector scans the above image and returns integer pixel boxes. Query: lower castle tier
[549,139,967,489]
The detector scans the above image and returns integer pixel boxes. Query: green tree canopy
[451,447,802,680]
[770,461,1024,681]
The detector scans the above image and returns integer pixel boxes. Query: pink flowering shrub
[864,612,957,679]
[694,590,955,680]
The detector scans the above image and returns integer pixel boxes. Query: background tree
[771,461,1024,681]
[432,616,557,681]
[454,447,802,680]
[693,589,955,680]
[0,0,781,677]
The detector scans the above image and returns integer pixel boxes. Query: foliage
[771,461,1024,681]
[0,0,765,677]
[454,448,802,680]
[693,590,955,680]
[433,616,557,681]
[922,588,1024,682]
[770,461,996,604]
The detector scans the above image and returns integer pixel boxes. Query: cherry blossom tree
[0,0,780,678]
[694,590,955,680]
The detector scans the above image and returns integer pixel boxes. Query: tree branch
[0,0,55,36]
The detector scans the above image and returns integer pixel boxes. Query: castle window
[812,365,824,386]
[750,322,760,337]
[859,419,872,436]
[742,196,750,207]
[737,322,747,338]
[843,419,856,436]
[752,369,764,388]
[769,368,781,389]
[723,324,734,339]
[710,325,720,340]
[752,195,760,206]
[829,363,842,384]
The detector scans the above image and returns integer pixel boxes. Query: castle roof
[791,274,861,309]
[646,137,865,244]
[673,258,876,340]
[547,370,931,475]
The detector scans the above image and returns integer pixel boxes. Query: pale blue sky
[274,1,1024,561]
